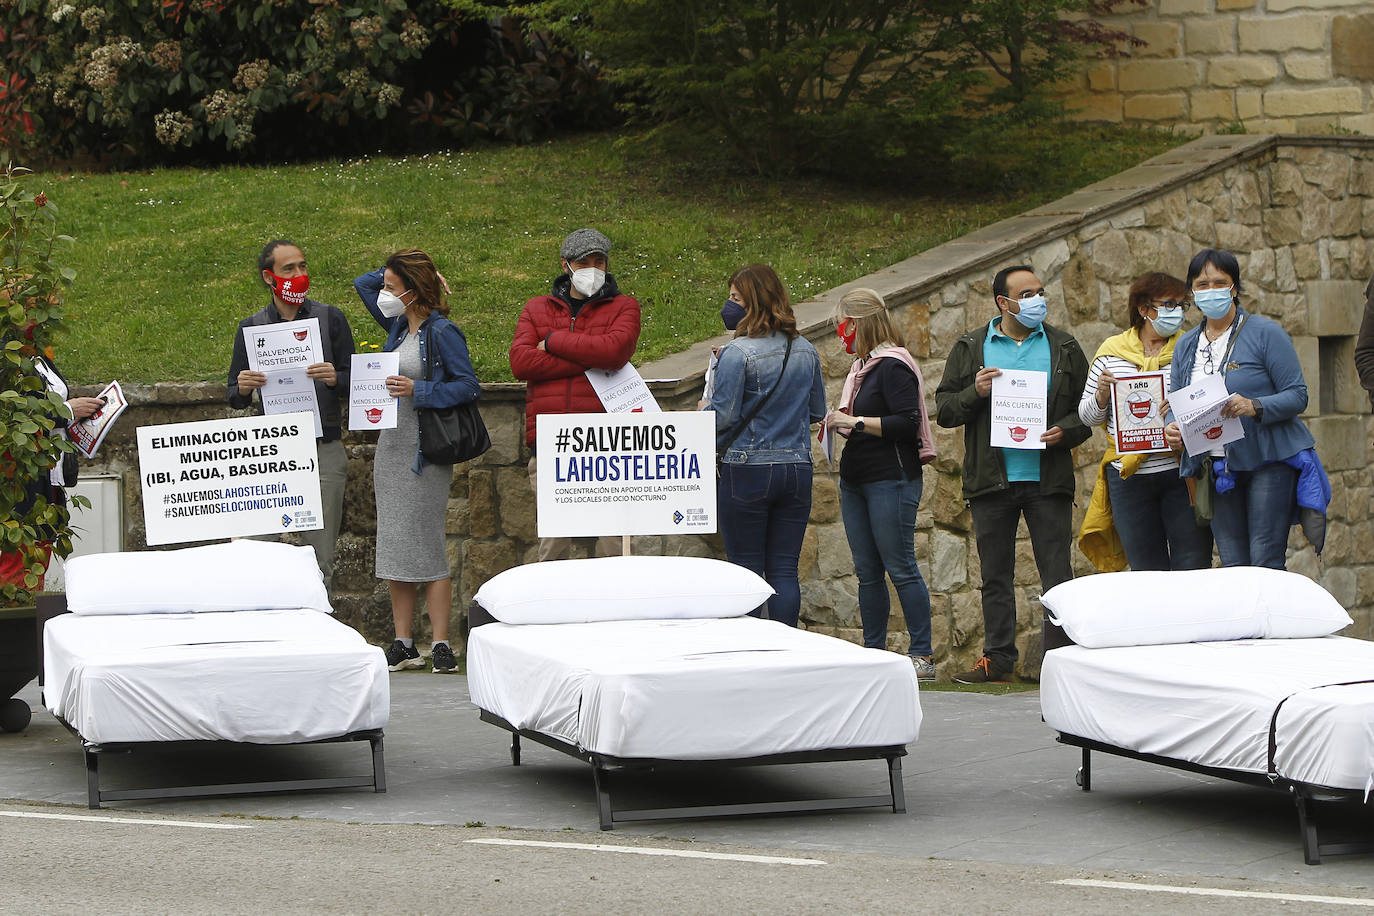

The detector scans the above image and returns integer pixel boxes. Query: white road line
[466,838,825,866]
[1055,878,1374,907]
[0,811,251,830]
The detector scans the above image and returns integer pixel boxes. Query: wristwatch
[1252,399,1264,422]
[853,418,866,433]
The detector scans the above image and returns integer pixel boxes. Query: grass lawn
[37,126,1186,386]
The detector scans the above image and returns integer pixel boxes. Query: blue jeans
[1104,465,1213,571]
[1210,460,1297,569]
[717,462,813,626]
[839,476,932,656]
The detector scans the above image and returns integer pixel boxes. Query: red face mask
[837,319,857,355]
[268,271,310,307]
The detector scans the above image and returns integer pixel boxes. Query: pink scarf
[838,345,937,465]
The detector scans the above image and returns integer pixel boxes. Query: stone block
[1292,335,1319,413]
[458,538,519,598]
[1300,187,1335,241]
[1067,92,1123,123]
[1307,415,1368,471]
[1263,207,1303,245]
[1305,149,1352,198]
[1216,0,1256,7]
[1293,243,1321,281]
[1322,566,1359,610]
[948,589,983,652]
[1341,113,1374,136]
[1190,89,1236,122]
[1333,13,1374,81]
[1276,246,1299,293]
[495,466,536,540]
[1133,21,1182,57]
[1124,93,1188,121]
[1118,59,1203,92]
[1061,254,1099,324]
[816,523,855,579]
[1216,221,1263,252]
[467,468,497,537]
[1031,238,1072,280]
[1235,87,1263,120]
[798,525,819,580]
[929,304,969,358]
[903,301,931,358]
[1187,201,1217,242]
[1208,56,1281,88]
[810,471,839,524]
[1086,62,1116,91]
[471,400,524,467]
[1282,52,1333,82]
[1239,14,1328,52]
[1306,279,1367,336]
[1272,0,1368,9]
[1090,229,1135,282]
[1160,0,1208,13]
[930,528,967,591]
[1185,18,1235,55]
[1264,87,1364,118]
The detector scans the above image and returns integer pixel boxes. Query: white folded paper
[349,351,400,430]
[990,369,1047,450]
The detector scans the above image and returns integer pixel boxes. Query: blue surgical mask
[1008,294,1047,330]
[721,299,745,330]
[1193,286,1234,319]
[1150,306,1184,338]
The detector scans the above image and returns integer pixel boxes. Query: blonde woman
[825,289,937,679]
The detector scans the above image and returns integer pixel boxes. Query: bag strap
[717,335,794,460]
[1217,312,1247,375]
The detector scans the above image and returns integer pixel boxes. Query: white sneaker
[911,656,936,681]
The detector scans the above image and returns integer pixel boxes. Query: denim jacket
[355,269,482,471]
[1169,306,1314,475]
[708,331,826,465]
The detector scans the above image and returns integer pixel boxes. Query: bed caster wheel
[0,698,32,733]
[1074,767,1084,788]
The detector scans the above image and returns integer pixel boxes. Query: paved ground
[2,673,1371,911]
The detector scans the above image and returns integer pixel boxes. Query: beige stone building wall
[1062,0,1374,135]
[73,134,1374,679]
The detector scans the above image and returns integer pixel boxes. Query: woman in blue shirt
[708,264,826,626]
[1164,249,1314,569]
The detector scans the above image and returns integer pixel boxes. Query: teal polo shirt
[983,317,1050,483]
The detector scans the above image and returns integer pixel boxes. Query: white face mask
[377,288,409,318]
[569,266,606,297]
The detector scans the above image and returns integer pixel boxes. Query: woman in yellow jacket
[1077,273,1213,571]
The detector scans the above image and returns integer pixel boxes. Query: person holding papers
[356,250,481,674]
[708,264,826,628]
[1163,249,1316,570]
[825,289,937,679]
[934,265,1089,683]
[509,228,641,562]
[1077,273,1212,572]
[227,239,354,585]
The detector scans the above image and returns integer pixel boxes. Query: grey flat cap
[561,228,612,262]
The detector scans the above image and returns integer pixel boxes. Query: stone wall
[1061,0,1374,135]
[73,134,1374,678]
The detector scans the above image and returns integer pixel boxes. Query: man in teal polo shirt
[935,265,1090,682]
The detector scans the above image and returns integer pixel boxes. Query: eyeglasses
[1150,299,1187,310]
[1202,339,1216,375]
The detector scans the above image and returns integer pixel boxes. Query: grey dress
[373,332,452,582]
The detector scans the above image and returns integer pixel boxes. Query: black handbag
[416,328,490,465]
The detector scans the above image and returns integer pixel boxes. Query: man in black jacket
[935,265,1090,682]
[227,239,354,585]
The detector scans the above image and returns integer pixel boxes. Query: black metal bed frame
[36,594,387,809]
[1057,732,1372,866]
[480,708,906,830]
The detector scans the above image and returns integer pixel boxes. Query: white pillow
[1041,567,1351,649]
[65,540,331,615]
[474,555,773,624]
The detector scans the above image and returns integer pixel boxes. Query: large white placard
[259,367,323,438]
[1172,373,1244,455]
[990,369,1047,450]
[137,412,324,546]
[243,317,322,371]
[349,351,400,430]
[1110,371,1170,455]
[535,411,716,537]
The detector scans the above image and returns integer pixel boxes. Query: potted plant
[0,157,84,732]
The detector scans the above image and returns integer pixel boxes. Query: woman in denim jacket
[707,264,826,626]
[1164,249,1315,569]
[355,250,482,673]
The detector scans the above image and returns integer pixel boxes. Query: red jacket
[509,276,641,446]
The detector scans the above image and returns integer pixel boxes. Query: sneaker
[911,655,936,681]
[385,639,424,671]
[953,656,1008,684]
[431,642,458,674]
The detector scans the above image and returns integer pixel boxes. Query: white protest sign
[1172,373,1244,455]
[1110,371,1170,455]
[585,362,661,413]
[259,367,323,438]
[990,369,1047,450]
[244,317,322,372]
[137,412,324,546]
[535,411,716,537]
[349,351,400,430]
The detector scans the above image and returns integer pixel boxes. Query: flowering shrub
[0,159,86,606]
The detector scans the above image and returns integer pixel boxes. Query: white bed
[40,541,390,807]
[469,556,921,829]
[1039,568,1373,865]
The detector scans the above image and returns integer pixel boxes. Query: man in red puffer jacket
[510,228,641,560]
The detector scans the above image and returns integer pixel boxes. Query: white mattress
[44,609,389,744]
[1041,636,1374,793]
[467,616,921,760]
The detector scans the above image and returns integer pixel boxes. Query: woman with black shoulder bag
[355,249,481,673]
